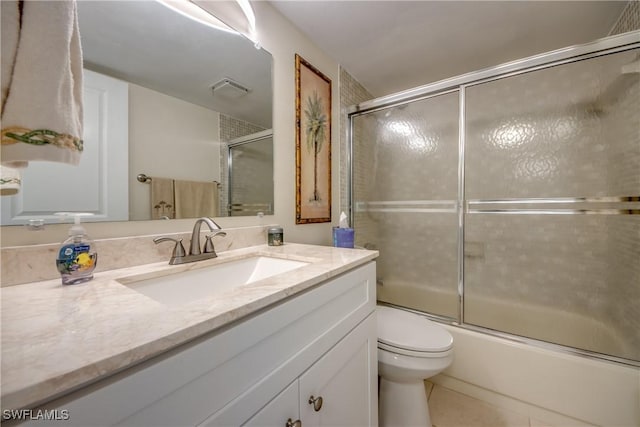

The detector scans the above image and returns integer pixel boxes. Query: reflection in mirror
[225,130,274,217]
[0,0,273,225]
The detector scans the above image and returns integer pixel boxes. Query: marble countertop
[1,243,378,411]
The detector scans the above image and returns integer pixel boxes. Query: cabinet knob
[308,395,323,412]
[286,418,302,427]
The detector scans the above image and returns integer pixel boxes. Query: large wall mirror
[1,0,273,226]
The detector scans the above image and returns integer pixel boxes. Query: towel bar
[136,173,220,187]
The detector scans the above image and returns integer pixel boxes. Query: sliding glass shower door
[464,49,640,361]
[351,92,460,319]
[349,34,639,364]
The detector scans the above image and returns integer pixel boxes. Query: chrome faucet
[154,217,226,265]
[189,217,223,255]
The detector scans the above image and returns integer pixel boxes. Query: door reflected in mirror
[1,0,273,226]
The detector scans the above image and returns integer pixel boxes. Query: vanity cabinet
[24,262,377,427]
[211,310,376,426]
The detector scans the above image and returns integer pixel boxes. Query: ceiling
[75,1,629,125]
[77,1,273,128]
[269,1,629,98]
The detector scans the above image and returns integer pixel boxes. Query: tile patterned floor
[426,383,554,427]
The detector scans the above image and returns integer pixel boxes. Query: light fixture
[235,0,257,45]
[185,0,259,46]
[155,0,237,34]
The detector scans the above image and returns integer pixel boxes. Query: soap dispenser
[55,213,98,285]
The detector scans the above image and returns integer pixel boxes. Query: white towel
[0,164,21,196]
[1,0,84,166]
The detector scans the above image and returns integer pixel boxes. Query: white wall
[1,3,340,246]
[253,2,340,245]
[128,84,221,221]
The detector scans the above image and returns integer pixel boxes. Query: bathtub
[378,283,640,426]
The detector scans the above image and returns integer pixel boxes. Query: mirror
[1,0,273,225]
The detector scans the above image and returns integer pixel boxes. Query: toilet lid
[377,305,453,352]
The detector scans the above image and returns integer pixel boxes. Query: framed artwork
[295,54,331,224]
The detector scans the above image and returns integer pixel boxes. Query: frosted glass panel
[374,212,458,318]
[464,214,640,361]
[352,92,459,319]
[353,92,459,202]
[466,49,640,199]
[464,48,640,362]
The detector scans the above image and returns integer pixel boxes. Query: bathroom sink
[119,256,309,306]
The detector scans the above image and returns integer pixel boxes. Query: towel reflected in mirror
[174,180,219,219]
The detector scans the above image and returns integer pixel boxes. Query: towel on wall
[150,177,174,220]
[174,180,219,219]
[1,0,84,168]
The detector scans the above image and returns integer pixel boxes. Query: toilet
[377,305,453,427]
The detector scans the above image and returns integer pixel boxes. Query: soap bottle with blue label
[55,213,98,285]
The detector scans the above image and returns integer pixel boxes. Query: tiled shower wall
[218,114,267,216]
[609,0,640,35]
[219,114,266,141]
[339,67,373,213]
[339,68,376,245]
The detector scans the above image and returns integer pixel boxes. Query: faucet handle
[153,237,187,264]
[204,231,227,254]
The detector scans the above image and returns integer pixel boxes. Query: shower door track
[347,30,640,367]
[347,31,640,116]
[380,302,640,368]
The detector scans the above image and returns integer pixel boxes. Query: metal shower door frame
[346,31,640,367]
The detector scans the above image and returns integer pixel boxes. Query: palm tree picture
[295,54,331,224]
[304,90,327,203]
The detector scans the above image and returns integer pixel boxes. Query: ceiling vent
[211,78,251,98]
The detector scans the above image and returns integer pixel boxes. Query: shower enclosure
[348,32,639,366]
[225,130,274,216]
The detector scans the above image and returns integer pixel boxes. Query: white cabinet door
[299,313,378,427]
[243,380,300,427]
[243,313,377,427]
[198,263,376,427]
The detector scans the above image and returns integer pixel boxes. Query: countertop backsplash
[1,225,271,287]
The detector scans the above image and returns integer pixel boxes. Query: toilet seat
[377,305,453,353]
[378,340,453,358]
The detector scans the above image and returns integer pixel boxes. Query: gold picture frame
[295,54,332,224]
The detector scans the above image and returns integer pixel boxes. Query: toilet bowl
[377,305,453,427]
